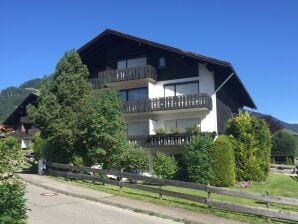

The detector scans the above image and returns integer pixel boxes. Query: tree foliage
[272,130,297,157]
[0,138,27,223]
[225,111,272,181]
[211,135,235,187]
[28,50,94,163]
[183,135,213,184]
[153,152,177,179]
[89,88,130,168]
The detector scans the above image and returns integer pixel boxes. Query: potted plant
[154,127,167,136]
[185,125,200,135]
[169,127,181,135]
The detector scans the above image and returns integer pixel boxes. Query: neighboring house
[78,29,256,152]
[2,93,39,149]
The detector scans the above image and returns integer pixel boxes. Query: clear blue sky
[0,0,297,123]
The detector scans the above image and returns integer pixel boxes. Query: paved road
[26,184,181,224]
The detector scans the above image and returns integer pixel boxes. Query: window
[158,57,166,68]
[164,81,199,97]
[128,122,149,136]
[117,57,147,69]
[165,118,201,132]
[119,87,148,101]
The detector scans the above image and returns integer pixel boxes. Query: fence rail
[270,164,297,174]
[45,162,298,221]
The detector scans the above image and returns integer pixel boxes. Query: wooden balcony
[123,93,212,114]
[129,133,193,148]
[90,65,157,88]
[20,116,33,124]
[129,132,216,148]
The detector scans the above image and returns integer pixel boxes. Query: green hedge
[211,135,235,187]
[153,152,177,179]
[183,135,213,184]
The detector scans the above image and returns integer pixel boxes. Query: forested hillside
[0,78,43,122]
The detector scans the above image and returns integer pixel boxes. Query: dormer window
[158,57,166,68]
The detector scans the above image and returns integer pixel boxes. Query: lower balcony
[123,93,212,114]
[128,133,193,148]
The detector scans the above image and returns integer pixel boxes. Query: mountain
[251,111,298,134]
[0,78,44,123]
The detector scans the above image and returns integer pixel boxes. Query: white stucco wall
[145,63,218,133]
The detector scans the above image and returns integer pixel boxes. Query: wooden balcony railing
[20,116,33,124]
[123,93,212,113]
[129,132,216,148]
[90,65,157,88]
[128,133,193,148]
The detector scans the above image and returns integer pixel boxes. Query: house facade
[78,29,256,151]
[2,29,256,152]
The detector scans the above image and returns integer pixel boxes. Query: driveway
[26,184,181,224]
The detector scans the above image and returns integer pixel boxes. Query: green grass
[48,172,298,224]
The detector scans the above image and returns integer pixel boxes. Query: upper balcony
[90,65,157,89]
[123,93,212,114]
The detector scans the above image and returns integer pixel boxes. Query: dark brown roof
[78,29,256,109]
[2,92,39,127]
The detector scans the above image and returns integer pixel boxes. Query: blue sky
[0,0,297,123]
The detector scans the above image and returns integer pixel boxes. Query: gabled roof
[2,92,39,127]
[78,29,256,109]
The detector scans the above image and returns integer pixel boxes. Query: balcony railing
[10,128,39,140]
[129,132,216,148]
[90,65,157,88]
[129,133,193,148]
[20,116,33,124]
[123,93,212,113]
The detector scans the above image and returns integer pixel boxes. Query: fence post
[119,169,123,192]
[266,191,270,209]
[92,171,96,185]
[206,183,211,207]
[38,158,46,175]
[159,185,163,199]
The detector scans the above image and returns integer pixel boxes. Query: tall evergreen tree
[28,50,94,163]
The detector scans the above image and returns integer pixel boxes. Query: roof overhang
[78,29,256,109]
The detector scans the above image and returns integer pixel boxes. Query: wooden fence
[270,164,297,174]
[46,162,298,222]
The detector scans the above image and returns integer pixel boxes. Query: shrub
[119,146,149,172]
[0,180,27,224]
[272,130,297,157]
[225,111,272,181]
[0,137,27,223]
[183,135,213,184]
[153,152,177,179]
[32,132,46,160]
[211,135,235,187]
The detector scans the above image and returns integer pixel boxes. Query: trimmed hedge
[183,134,213,184]
[153,152,177,179]
[211,135,235,187]
[225,111,272,181]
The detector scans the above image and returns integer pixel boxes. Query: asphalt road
[26,184,181,224]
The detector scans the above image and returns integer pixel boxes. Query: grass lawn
[49,172,298,224]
